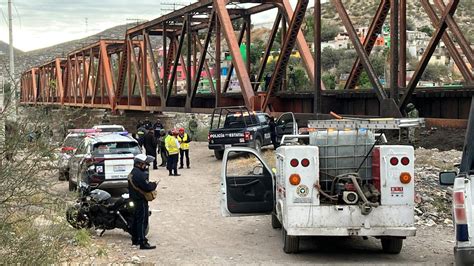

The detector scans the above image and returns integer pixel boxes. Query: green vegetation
[74,229,92,247]
[418,25,433,37]
[0,102,87,264]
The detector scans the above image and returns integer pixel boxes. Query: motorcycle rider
[128,154,157,249]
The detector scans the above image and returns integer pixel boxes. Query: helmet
[406,103,415,111]
[134,154,155,165]
[179,127,185,133]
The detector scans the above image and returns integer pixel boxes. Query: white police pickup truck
[439,98,474,265]
[220,118,420,254]
[440,171,474,265]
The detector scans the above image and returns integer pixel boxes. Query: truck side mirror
[439,171,457,186]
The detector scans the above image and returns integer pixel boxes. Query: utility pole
[8,0,16,116]
[8,0,14,93]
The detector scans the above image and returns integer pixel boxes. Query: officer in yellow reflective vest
[165,129,180,176]
[177,127,191,169]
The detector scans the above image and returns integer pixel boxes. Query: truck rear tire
[214,150,224,160]
[58,171,66,181]
[68,178,77,192]
[282,227,299,253]
[381,238,403,254]
[271,212,282,229]
[254,139,262,154]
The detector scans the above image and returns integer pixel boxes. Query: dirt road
[67,142,455,264]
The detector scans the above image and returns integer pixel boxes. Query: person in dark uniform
[268,116,278,149]
[128,154,157,250]
[153,119,164,139]
[143,128,158,170]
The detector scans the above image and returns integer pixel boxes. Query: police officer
[188,115,198,141]
[405,103,419,144]
[153,119,164,139]
[128,154,157,250]
[144,127,158,170]
[268,116,278,149]
[177,128,191,169]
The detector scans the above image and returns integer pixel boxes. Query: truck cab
[208,106,297,159]
[221,119,419,254]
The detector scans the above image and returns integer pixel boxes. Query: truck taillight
[390,157,399,166]
[453,178,469,241]
[454,191,469,241]
[290,159,299,167]
[301,158,310,167]
[289,174,301,185]
[208,133,211,141]
[244,131,250,141]
[401,157,410,165]
[372,148,381,190]
[399,172,412,184]
[454,191,467,224]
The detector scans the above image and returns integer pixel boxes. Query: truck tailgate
[209,129,247,145]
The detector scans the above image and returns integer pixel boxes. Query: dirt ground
[385,127,466,151]
[63,142,456,264]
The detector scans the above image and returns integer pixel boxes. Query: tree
[250,39,266,75]
[322,73,336,90]
[422,63,449,83]
[321,47,341,71]
[321,21,339,42]
[418,25,433,37]
[303,14,339,43]
[0,106,94,264]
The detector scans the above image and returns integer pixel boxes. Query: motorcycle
[66,184,150,236]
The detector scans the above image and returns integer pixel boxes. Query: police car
[57,129,96,181]
[68,133,141,192]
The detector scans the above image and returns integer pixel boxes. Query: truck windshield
[92,142,140,155]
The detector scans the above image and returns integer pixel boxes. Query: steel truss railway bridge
[20,0,473,123]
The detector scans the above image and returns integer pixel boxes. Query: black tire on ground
[381,238,403,254]
[58,171,66,181]
[68,178,77,192]
[271,212,282,229]
[214,150,224,160]
[66,204,90,229]
[282,227,299,254]
[254,138,262,154]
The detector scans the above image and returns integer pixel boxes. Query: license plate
[107,174,128,180]
[225,144,232,149]
[113,165,126,172]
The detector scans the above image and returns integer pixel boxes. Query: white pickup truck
[220,119,420,254]
[439,97,474,265]
[440,171,474,265]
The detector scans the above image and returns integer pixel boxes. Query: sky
[0,0,314,52]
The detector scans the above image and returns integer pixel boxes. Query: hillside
[320,0,473,39]
[14,24,132,76]
[5,1,473,82]
[0,40,23,56]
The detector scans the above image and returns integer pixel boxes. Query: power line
[12,2,20,29]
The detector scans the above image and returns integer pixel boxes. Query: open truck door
[220,147,275,217]
[276,112,298,143]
